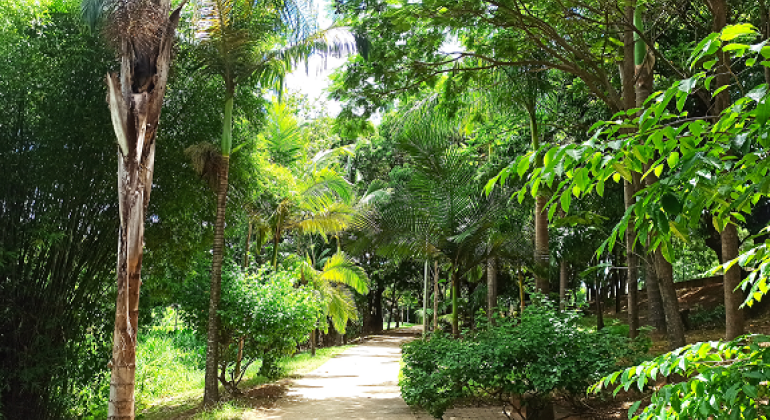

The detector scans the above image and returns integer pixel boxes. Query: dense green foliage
[179,262,322,386]
[0,3,116,417]
[401,303,647,418]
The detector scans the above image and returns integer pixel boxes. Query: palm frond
[320,252,369,294]
[184,142,223,189]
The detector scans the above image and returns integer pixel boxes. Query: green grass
[137,339,353,420]
[382,322,418,330]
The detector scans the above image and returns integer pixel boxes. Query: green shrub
[688,304,726,329]
[400,303,645,419]
[179,263,322,393]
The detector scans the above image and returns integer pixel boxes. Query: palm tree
[188,0,352,404]
[300,250,369,354]
[354,97,504,337]
[80,0,187,417]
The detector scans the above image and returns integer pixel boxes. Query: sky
[283,0,348,117]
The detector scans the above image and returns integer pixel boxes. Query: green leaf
[560,189,571,213]
[661,193,682,216]
[720,24,757,41]
[743,383,758,399]
[517,155,531,178]
[612,163,632,182]
[667,152,680,169]
[628,401,642,419]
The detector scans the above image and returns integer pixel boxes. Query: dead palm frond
[82,0,166,54]
[184,142,224,189]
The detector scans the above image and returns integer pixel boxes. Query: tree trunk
[653,248,686,348]
[310,328,317,356]
[518,267,526,314]
[107,3,185,419]
[595,283,604,330]
[761,0,770,85]
[614,268,621,314]
[535,195,550,295]
[559,259,568,310]
[372,286,384,333]
[708,0,744,341]
[433,261,439,331]
[487,257,497,321]
[203,155,230,404]
[271,232,280,269]
[451,269,459,338]
[243,221,252,268]
[204,90,235,405]
[645,256,667,332]
[723,223,745,340]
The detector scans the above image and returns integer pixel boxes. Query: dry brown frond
[103,0,165,56]
[184,142,223,190]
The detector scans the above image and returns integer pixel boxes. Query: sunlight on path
[249,327,514,420]
[258,329,418,420]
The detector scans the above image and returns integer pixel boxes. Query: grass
[137,340,353,420]
[382,322,418,330]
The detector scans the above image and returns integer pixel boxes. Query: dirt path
[257,328,420,420]
[249,327,516,420]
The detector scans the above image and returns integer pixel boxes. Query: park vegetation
[3,0,770,419]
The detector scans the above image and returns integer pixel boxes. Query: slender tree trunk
[452,269,459,338]
[528,106,550,296]
[271,233,280,269]
[518,267,526,313]
[708,0,745,341]
[653,248,686,348]
[204,89,234,405]
[310,328,316,356]
[535,195,550,295]
[433,261,439,331]
[595,283,604,330]
[761,0,770,85]
[107,3,185,418]
[635,6,679,344]
[559,259,568,311]
[487,257,497,321]
[203,156,230,404]
[243,222,252,268]
[622,3,640,338]
[723,224,745,339]
[614,268,621,314]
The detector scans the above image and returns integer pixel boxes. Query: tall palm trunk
[487,257,497,321]
[107,3,185,419]
[203,92,234,405]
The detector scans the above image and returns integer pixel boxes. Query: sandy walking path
[260,329,420,420]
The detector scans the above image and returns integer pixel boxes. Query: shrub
[179,263,322,393]
[400,303,645,419]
